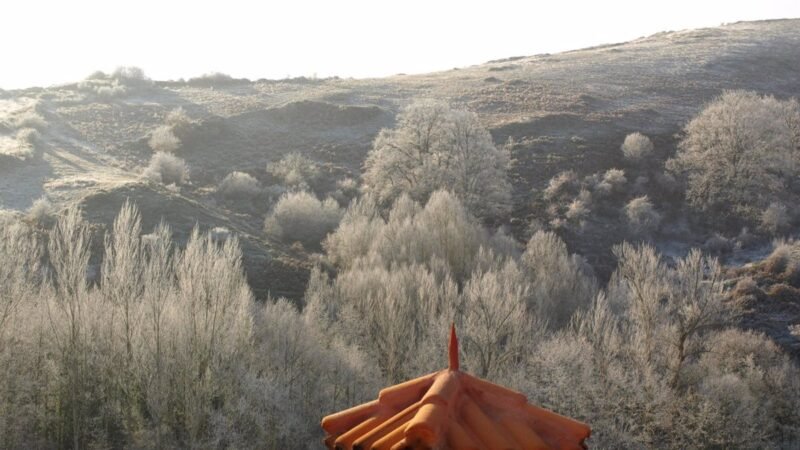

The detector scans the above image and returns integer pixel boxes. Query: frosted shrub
[266,152,320,191]
[84,70,106,80]
[4,128,40,161]
[148,107,196,153]
[332,177,359,204]
[165,107,195,137]
[763,239,800,275]
[544,170,578,200]
[565,189,591,223]
[523,323,646,449]
[621,132,654,162]
[523,244,794,448]
[596,168,627,196]
[624,195,661,234]
[165,107,191,128]
[93,206,254,447]
[26,197,54,225]
[0,218,41,334]
[13,111,46,130]
[760,202,790,235]
[703,233,734,254]
[264,191,343,246]
[111,66,150,85]
[526,218,545,237]
[78,78,128,99]
[188,72,237,86]
[0,220,45,448]
[731,276,760,303]
[488,227,523,258]
[148,125,181,153]
[337,177,357,193]
[144,151,188,185]
[17,127,41,146]
[402,191,486,279]
[78,67,150,99]
[218,171,260,199]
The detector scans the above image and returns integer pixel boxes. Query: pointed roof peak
[321,322,591,449]
[448,323,459,371]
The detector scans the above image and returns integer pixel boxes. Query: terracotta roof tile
[321,325,591,450]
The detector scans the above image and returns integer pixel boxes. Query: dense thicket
[0,204,370,449]
[1,193,798,448]
[307,191,800,448]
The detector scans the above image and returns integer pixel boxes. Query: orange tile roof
[321,325,591,450]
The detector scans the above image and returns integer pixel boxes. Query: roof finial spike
[449,323,459,371]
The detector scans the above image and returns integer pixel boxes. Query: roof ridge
[321,326,592,449]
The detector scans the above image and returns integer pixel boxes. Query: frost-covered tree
[609,243,731,388]
[310,192,532,381]
[0,204,326,448]
[0,219,41,340]
[621,132,654,162]
[461,250,532,378]
[668,91,800,224]
[323,191,487,281]
[363,101,512,219]
[248,297,379,446]
[3,194,798,448]
[521,231,597,328]
[312,191,596,384]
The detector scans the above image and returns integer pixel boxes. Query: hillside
[1,18,799,337]
[3,18,800,448]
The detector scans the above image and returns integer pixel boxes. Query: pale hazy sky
[3,0,799,89]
